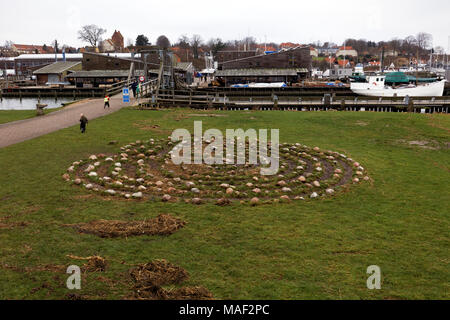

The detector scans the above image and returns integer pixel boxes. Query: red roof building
[12,44,54,54]
[111,30,124,50]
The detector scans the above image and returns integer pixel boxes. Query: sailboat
[350,75,446,97]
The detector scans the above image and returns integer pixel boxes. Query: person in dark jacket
[80,114,88,133]
[131,82,138,97]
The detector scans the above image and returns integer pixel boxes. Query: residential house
[336,46,358,58]
[11,44,54,54]
[310,47,319,57]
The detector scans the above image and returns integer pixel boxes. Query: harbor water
[0,97,76,110]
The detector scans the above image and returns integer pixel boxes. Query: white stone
[132,192,143,199]
[84,165,95,173]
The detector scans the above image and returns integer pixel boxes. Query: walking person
[80,114,88,134]
[136,82,141,98]
[104,95,110,109]
[131,81,138,98]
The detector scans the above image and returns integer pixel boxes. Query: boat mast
[416,47,419,86]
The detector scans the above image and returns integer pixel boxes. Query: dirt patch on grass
[187,114,228,118]
[132,286,213,300]
[0,221,29,229]
[1,263,67,273]
[66,214,186,238]
[128,260,213,300]
[397,139,440,150]
[133,120,171,134]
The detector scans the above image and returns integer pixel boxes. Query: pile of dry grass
[130,260,189,288]
[67,214,186,238]
[128,260,213,300]
[67,255,107,273]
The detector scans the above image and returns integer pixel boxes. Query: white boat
[351,75,446,97]
[231,82,287,88]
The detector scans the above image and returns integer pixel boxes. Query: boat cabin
[367,75,386,86]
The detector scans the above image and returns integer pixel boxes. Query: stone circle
[64,138,369,205]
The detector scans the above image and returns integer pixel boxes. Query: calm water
[0,97,76,110]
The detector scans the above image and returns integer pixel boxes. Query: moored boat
[350,75,446,97]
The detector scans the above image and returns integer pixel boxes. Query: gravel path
[0,95,133,149]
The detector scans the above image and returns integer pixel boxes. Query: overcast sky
[1,0,449,50]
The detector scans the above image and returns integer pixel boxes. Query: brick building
[111,30,124,50]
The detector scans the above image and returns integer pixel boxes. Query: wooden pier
[0,81,127,101]
[139,88,450,114]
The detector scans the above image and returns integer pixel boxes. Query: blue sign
[123,88,130,103]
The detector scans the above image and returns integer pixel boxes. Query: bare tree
[416,32,433,51]
[190,34,203,59]
[78,25,107,47]
[176,35,191,49]
[4,41,13,49]
[207,38,226,56]
[156,35,171,49]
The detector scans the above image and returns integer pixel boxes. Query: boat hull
[351,80,446,97]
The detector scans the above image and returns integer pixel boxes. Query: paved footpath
[0,95,133,149]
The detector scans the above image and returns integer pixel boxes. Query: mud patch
[66,214,186,238]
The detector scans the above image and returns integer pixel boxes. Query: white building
[336,46,358,58]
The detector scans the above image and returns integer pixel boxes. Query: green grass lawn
[0,107,64,125]
[0,108,449,300]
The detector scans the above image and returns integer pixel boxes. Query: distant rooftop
[16,53,83,60]
[15,53,141,60]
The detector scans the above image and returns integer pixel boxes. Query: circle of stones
[63,138,369,205]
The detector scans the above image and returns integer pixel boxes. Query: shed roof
[66,70,145,78]
[175,62,194,72]
[66,69,169,78]
[33,61,81,75]
[216,68,308,77]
